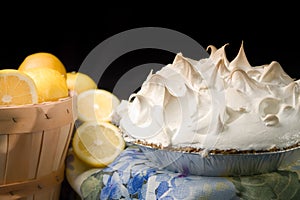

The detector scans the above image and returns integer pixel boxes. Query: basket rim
[0,96,74,110]
[0,95,77,134]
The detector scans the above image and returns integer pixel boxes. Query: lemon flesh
[66,71,97,94]
[0,69,38,106]
[72,121,125,167]
[77,89,120,122]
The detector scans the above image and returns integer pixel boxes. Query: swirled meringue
[114,42,300,152]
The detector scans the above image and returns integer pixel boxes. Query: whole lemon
[18,52,67,78]
[24,67,69,102]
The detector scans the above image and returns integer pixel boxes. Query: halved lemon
[72,121,125,167]
[66,71,97,94]
[0,69,38,106]
[77,89,120,122]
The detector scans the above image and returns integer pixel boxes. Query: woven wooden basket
[0,96,77,200]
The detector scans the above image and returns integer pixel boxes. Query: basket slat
[6,133,41,183]
[0,135,8,185]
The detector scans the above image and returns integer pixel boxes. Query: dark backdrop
[1,5,299,92]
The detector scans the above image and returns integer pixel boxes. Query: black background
[1,5,300,95]
[1,3,300,200]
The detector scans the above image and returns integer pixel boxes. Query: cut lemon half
[72,121,125,167]
[77,89,120,122]
[66,71,97,94]
[0,69,38,106]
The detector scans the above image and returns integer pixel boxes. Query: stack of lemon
[0,52,125,168]
[0,52,69,106]
[70,76,125,168]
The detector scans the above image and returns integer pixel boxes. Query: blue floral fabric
[79,145,300,200]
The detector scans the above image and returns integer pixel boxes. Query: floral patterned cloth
[66,145,300,200]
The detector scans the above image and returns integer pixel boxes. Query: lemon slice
[72,121,125,167]
[0,69,38,106]
[77,89,120,122]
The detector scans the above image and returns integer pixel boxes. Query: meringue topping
[114,42,300,152]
